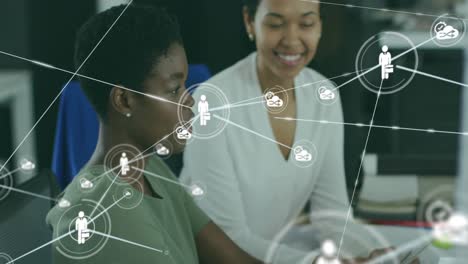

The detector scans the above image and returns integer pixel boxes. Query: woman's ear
[110,85,133,117]
[242,6,255,41]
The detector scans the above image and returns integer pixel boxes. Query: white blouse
[180,53,350,264]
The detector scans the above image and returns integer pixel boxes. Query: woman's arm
[309,93,350,215]
[181,118,319,264]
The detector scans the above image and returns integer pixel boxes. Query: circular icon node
[432,213,468,247]
[418,184,454,226]
[104,144,145,185]
[291,140,318,168]
[154,138,173,160]
[178,82,230,140]
[75,166,108,194]
[55,199,111,260]
[58,198,72,208]
[425,199,453,225]
[431,14,466,47]
[188,181,207,200]
[315,80,339,106]
[0,163,13,202]
[17,156,37,175]
[0,253,13,264]
[263,86,289,114]
[355,31,419,95]
[265,211,394,263]
[112,180,144,210]
[173,122,195,146]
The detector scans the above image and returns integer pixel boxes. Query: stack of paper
[357,175,419,220]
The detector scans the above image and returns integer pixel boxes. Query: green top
[46,156,210,264]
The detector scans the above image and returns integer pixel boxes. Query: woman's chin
[172,142,186,154]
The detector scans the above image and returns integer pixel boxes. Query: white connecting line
[90,193,128,223]
[5,191,135,264]
[331,36,436,92]
[0,98,197,205]
[226,71,353,108]
[398,65,468,88]
[0,0,135,176]
[0,183,59,202]
[222,68,372,111]
[366,234,433,264]
[0,51,189,110]
[274,117,468,137]
[87,114,197,217]
[338,79,384,256]
[300,0,467,21]
[91,230,164,254]
[131,166,193,190]
[0,167,22,181]
[213,114,293,150]
[2,3,136,263]
[0,111,193,212]
[209,100,266,113]
[5,231,73,264]
[89,168,123,218]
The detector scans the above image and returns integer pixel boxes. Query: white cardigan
[181,53,350,264]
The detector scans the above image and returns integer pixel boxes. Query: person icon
[120,152,130,175]
[198,95,210,126]
[379,45,393,80]
[316,240,341,264]
[75,211,90,245]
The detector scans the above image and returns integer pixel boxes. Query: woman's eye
[301,23,316,28]
[171,86,180,94]
[268,23,283,29]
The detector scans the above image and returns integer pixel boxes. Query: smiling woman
[180,0,365,263]
[245,0,322,86]
[181,2,395,263]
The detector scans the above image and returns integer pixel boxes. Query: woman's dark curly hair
[75,4,182,120]
[243,0,260,18]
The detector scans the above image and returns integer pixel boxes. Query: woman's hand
[312,248,394,264]
[342,248,420,264]
[343,248,393,264]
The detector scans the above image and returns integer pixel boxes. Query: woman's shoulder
[301,67,333,86]
[203,53,256,92]
[300,67,341,99]
[46,166,121,226]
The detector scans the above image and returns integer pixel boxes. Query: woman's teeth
[278,53,301,62]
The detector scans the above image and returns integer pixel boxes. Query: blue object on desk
[51,64,211,190]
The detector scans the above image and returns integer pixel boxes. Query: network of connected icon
[0,0,467,263]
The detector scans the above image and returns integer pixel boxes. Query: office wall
[1,0,371,190]
[0,0,29,69]
[29,1,95,169]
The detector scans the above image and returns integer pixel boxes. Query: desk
[284,222,453,263]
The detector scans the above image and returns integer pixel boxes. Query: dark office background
[0,1,464,263]
[0,0,373,188]
[0,0,463,198]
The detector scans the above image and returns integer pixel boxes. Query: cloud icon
[190,184,205,196]
[294,146,313,162]
[58,198,71,208]
[318,87,336,101]
[265,92,284,108]
[436,24,460,40]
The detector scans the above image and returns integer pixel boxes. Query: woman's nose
[184,92,195,109]
[282,25,301,47]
